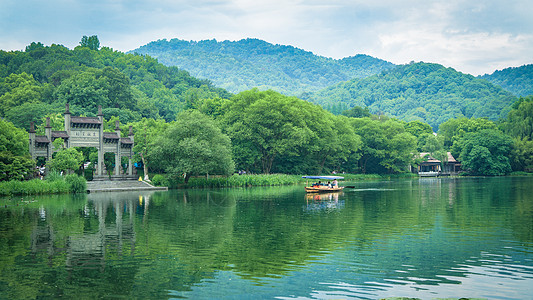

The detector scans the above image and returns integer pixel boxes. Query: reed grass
[165,174,303,189]
[0,174,86,196]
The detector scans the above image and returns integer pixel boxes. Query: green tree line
[132,38,394,95]
[1,37,532,184]
[306,62,518,131]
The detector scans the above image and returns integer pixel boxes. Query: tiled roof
[447,152,458,163]
[121,137,133,145]
[103,132,120,139]
[35,136,50,143]
[52,131,69,139]
[71,116,101,124]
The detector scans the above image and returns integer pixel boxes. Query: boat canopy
[302,176,344,180]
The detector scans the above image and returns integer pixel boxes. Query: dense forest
[0,38,231,130]
[304,62,518,131]
[479,64,533,97]
[132,38,394,95]
[1,36,532,184]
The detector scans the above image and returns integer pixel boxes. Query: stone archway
[28,103,136,180]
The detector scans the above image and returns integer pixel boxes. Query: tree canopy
[132,38,394,95]
[0,118,34,181]
[148,110,234,183]
[306,62,517,130]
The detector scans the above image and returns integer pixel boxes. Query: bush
[65,174,87,193]
[151,174,169,187]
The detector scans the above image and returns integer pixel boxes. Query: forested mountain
[0,39,231,130]
[132,38,395,95]
[304,62,517,131]
[479,64,533,97]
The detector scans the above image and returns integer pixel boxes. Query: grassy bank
[0,174,87,196]
[154,174,303,189]
[150,173,419,189]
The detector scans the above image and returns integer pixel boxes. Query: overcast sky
[1,0,531,75]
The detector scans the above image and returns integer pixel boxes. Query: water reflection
[1,177,533,299]
[304,192,345,213]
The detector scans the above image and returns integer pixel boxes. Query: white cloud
[0,0,532,75]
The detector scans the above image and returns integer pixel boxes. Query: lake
[1,177,533,299]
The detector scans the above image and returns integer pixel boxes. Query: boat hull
[305,186,344,193]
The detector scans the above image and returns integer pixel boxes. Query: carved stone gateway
[29,104,135,180]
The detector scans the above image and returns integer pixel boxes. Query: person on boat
[327,181,332,188]
[332,179,338,187]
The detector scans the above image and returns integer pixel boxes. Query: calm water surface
[1,177,533,299]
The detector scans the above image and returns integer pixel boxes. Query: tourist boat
[302,176,344,193]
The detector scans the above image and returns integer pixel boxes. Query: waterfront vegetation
[1,36,532,195]
[0,172,86,196]
[148,172,419,189]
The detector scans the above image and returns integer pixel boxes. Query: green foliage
[341,106,371,118]
[132,38,394,95]
[308,62,517,130]
[0,178,69,196]
[222,89,360,174]
[438,117,497,150]
[79,35,100,51]
[151,174,169,187]
[148,110,235,183]
[4,102,61,130]
[0,118,34,181]
[457,129,513,176]
[64,174,87,193]
[183,174,302,188]
[480,64,533,97]
[509,137,533,172]
[47,147,84,173]
[0,39,231,125]
[349,117,417,174]
[502,96,533,140]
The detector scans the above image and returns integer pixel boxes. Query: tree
[502,96,533,140]
[350,118,417,174]
[458,129,513,176]
[341,106,371,118]
[223,89,316,174]
[148,110,234,183]
[47,147,84,174]
[0,119,34,181]
[80,35,100,51]
[438,117,497,157]
[128,118,170,179]
[0,73,45,116]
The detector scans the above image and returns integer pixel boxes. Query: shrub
[46,170,63,182]
[65,174,87,193]
[151,174,170,187]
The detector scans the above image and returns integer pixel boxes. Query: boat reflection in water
[304,192,345,213]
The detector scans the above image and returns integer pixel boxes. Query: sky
[1,0,532,75]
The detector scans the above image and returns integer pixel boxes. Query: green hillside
[305,62,517,131]
[132,38,394,95]
[479,64,533,97]
[0,38,231,129]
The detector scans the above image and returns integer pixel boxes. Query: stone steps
[86,180,168,193]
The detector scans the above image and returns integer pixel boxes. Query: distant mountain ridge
[304,62,518,131]
[479,64,533,97]
[132,38,395,95]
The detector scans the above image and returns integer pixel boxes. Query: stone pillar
[45,117,52,162]
[29,122,36,160]
[128,126,134,176]
[114,120,121,176]
[64,103,71,148]
[97,105,104,176]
